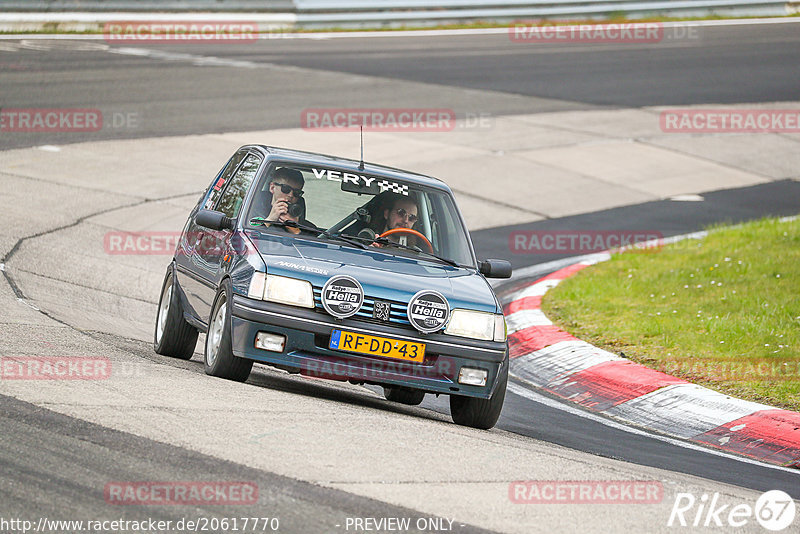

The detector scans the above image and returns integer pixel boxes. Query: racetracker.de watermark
[103,231,258,257]
[0,108,139,133]
[105,231,183,256]
[509,480,663,504]
[509,20,699,43]
[0,108,101,132]
[0,357,111,380]
[301,108,459,132]
[104,21,259,42]
[657,359,800,382]
[104,481,259,505]
[509,230,663,254]
[660,109,800,133]
[301,356,457,383]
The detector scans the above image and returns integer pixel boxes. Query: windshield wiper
[320,230,369,250]
[383,240,460,267]
[249,216,321,235]
[249,217,368,250]
[342,233,460,267]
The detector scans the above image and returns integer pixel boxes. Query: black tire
[204,281,253,382]
[383,386,426,406]
[154,265,198,360]
[450,357,508,430]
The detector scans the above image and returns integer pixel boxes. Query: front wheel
[204,282,253,382]
[450,358,508,430]
[154,265,198,360]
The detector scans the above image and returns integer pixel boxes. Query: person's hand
[268,199,290,222]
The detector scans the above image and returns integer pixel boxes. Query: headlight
[248,272,314,308]
[445,309,506,342]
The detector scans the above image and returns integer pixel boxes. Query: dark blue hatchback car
[155,145,512,429]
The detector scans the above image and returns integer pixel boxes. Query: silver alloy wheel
[156,284,172,344]
[207,301,227,367]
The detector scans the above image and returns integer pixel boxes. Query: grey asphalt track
[1,21,799,150]
[0,392,496,534]
[472,179,800,271]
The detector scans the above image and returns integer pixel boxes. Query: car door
[181,151,263,326]
[176,149,247,325]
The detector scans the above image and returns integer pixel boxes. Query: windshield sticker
[322,275,364,319]
[407,290,450,334]
[311,168,409,196]
[377,180,409,195]
[275,261,329,276]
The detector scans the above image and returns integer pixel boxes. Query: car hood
[248,233,499,313]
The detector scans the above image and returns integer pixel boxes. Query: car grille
[312,286,412,329]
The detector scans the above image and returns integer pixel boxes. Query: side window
[216,154,262,218]
[203,150,247,210]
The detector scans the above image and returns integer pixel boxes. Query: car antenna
[358,125,364,171]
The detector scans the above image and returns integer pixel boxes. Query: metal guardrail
[0,1,294,10]
[0,0,792,27]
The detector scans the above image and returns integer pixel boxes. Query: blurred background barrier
[0,0,795,29]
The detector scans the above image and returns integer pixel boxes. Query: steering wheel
[378,228,434,253]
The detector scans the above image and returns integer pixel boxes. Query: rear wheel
[154,265,198,360]
[383,386,426,406]
[204,282,253,382]
[450,357,508,430]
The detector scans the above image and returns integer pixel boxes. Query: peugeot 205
[154,145,512,429]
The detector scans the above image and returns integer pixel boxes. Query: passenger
[253,168,316,235]
[266,168,305,224]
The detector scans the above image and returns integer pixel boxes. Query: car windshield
[245,162,475,268]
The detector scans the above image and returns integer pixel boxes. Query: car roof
[244,145,453,192]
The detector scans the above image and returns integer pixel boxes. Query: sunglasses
[393,207,418,223]
[273,182,304,197]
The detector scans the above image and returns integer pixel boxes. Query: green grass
[542,216,800,411]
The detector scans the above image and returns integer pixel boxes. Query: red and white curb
[503,257,800,468]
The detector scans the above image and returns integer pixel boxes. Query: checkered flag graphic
[377,180,409,195]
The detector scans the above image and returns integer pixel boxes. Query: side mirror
[479,259,512,279]
[195,209,233,231]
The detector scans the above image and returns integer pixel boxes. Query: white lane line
[107,47,261,69]
[670,194,705,201]
[495,253,610,288]
[16,298,40,311]
[506,381,800,475]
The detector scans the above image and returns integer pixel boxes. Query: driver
[383,196,418,234]
[372,195,420,248]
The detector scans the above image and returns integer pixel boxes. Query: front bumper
[231,295,508,399]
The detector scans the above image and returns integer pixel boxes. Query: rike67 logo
[668,490,796,531]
